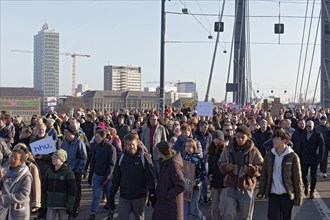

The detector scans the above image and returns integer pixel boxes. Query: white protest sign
[30,137,56,156]
[196,102,214,117]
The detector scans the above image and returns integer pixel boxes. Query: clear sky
[0,0,322,103]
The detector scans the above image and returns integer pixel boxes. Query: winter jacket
[299,129,324,164]
[258,147,303,206]
[46,127,58,142]
[0,164,32,220]
[34,134,53,177]
[152,152,185,220]
[0,125,12,148]
[173,134,203,159]
[110,149,156,200]
[218,139,264,190]
[253,127,272,157]
[208,146,226,189]
[89,140,116,180]
[0,137,11,169]
[81,121,95,142]
[41,164,76,211]
[316,124,330,149]
[61,135,87,174]
[43,113,63,138]
[115,124,130,146]
[291,127,305,154]
[193,130,212,153]
[141,124,167,160]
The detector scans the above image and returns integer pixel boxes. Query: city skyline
[0,1,322,103]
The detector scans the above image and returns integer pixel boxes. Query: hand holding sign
[30,137,56,156]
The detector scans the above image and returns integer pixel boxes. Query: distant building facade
[34,23,59,111]
[57,96,86,115]
[104,65,141,91]
[76,83,90,97]
[83,90,171,112]
[176,82,198,99]
[0,87,41,121]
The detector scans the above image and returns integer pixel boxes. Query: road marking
[312,190,330,220]
[101,213,118,220]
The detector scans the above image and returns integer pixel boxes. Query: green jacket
[41,163,76,211]
[257,149,303,206]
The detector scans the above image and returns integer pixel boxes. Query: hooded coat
[152,152,185,220]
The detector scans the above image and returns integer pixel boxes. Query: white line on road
[101,213,118,220]
[312,190,330,220]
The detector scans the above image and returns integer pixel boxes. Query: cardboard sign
[196,102,213,117]
[183,161,196,202]
[30,137,56,156]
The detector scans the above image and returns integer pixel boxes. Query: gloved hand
[147,193,156,208]
[109,195,116,210]
[101,177,109,186]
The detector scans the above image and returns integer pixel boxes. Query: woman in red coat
[152,141,185,220]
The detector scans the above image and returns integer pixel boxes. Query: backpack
[118,151,145,168]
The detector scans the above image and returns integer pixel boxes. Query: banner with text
[196,102,213,117]
[30,137,56,156]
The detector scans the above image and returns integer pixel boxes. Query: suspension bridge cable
[238,0,247,105]
[298,0,316,103]
[312,66,321,105]
[246,0,253,101]
[304,10,321,102]
[293,0,310,103]
[225,0,240,102]
[193,0,213,31]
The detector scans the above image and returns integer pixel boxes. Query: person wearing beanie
[61,125,87,219]
[218,125,264,220]
[152,141,185,220]
[207,130,227,220]
[42,149,76,220]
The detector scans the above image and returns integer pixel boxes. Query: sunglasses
[305,125,312,128]
[225,129,233,131]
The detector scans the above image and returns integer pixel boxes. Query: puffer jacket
[258,147,303,206]
[218,139,264,190]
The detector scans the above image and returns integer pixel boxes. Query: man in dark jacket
[299,120,324,199]
[291,119,306,154]
[0,117,12,149]
[316,116,330,178]
[81,113,95,142]
[109,133,156,220]
[115,114,130,145]
[253,119,272,158]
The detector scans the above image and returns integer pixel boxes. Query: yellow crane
[11,49,90,97]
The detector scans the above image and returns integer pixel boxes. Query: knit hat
[213,130,224,141]
[156,140,173,156]
[65,125,78,135]
[320,115,327,120]
[52,149,67,162]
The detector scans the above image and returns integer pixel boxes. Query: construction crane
[11,49,90,97]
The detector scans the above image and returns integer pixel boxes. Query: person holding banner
[183,138,206,220]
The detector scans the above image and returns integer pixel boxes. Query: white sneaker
[318,172,323,177]
[322,173,327,178]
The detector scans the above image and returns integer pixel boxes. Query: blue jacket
[173,134,203,159]
[61,135,87,173]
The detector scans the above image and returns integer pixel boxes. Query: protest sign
[196,102,213,117]
[183,160,196,202]
[30,136,56,156]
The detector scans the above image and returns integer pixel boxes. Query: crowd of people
[0,105,328,220]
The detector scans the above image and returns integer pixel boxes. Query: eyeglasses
[305,125,312,128]
[225,129,233,132]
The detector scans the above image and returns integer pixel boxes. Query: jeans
[201,161,208,200]
[223,187,255,220]
[184,189,206,220]
[46,208,67,220]
[210,188,226,220]
[117,197,146,220]
[301,163,318,192]
[91,174,112,214]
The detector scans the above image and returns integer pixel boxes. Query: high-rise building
[176,82,198,99]
[34,23,59,111]
[104,65,141,91]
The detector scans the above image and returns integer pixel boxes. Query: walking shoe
[107,210,114,220]
[310,191,315,199]
[322,173,327,178]
[304,186,309,197]
[87,213,96,220]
